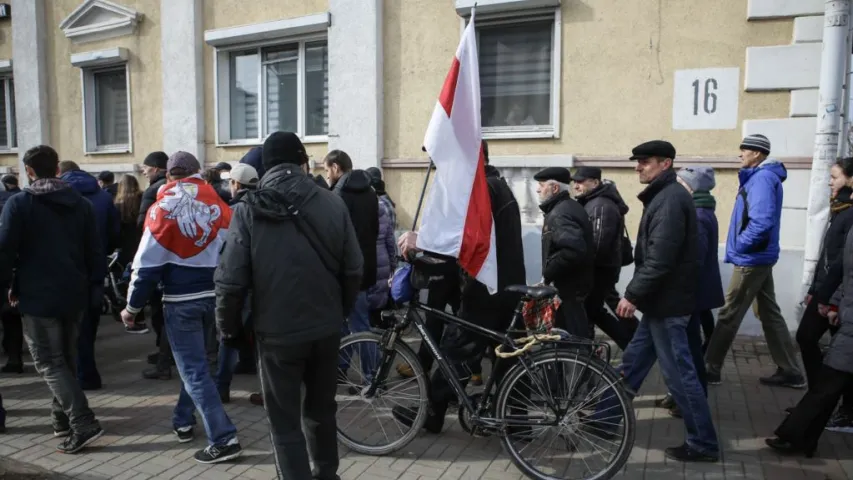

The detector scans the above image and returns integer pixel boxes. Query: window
[474,10,561,139]
[83,65,131,153]
[217,38,328,144]
[0,77,16,150]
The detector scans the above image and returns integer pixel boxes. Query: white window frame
[81,63,133,155]
[213,33,329,147]
[462,7,562,140]
[0,76,16,153]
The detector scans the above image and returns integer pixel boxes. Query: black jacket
[332,171,379,291]
[137,171,167,229]
[813,188,853,303]
[0,190,16,213]
[576,181,629,269]
[0,180,102,318]
[215,164,363,344]
[624,169,698,318]
[540,191,594,299]
[104,183,118,198]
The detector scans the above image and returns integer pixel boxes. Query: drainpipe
[841,11,853,157]
[801,0,852,303]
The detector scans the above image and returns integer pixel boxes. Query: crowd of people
[0,128,848,476]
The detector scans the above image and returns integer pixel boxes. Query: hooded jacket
[725,160,787,266]
[61,169,120,255]
[332,170,379,291]
[0,178,103,317]
[215,164,363,344]
[138,171,168,229]
[576,180,629,269]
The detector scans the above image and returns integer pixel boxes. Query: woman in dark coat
[766,160,853,455]
[115,175,143,267]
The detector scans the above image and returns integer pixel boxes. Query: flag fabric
[416,10,498,294]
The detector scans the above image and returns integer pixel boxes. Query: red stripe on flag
[438,57,461,117]
[458,143,492,279]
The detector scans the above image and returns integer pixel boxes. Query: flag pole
[411,156,434,230]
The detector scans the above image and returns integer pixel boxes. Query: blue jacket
[61,169,119,255]
[724,160,786,266]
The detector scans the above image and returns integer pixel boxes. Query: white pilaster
[328,0,383,170]
[12,0,50,182]
[161,0,204,160]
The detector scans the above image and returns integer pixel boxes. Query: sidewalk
[0,320,850,480]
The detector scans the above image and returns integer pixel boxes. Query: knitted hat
[262,131,308,171]
[677,166,716,192]
[143,151,169,170]
[740,134,771,155]
[166,151,201,176]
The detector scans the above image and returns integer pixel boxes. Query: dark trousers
[76,306,101,389]
[776,364,853,455]
[586,268,638,349]
[150,294,172,364]
[1,303,22,364]
[796,300,853,408]
[557,295,591,340]
[257,334,340,480]
[699,310,715,353]
[419,275,460,372]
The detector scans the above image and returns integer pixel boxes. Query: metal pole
[841,7,853,157]
[802,0,852,299]
[411,160,434,230]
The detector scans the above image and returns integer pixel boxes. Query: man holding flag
[391,8,526,434]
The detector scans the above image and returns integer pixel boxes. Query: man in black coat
[216,132,363,478]
[572,167,638,349]
[612,140,719,463]
[534,167,594,339]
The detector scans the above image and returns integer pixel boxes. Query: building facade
[0,0,836,329]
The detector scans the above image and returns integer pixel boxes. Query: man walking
[614,140,718,462]
[704,134,805,388]
[0,145,104,453]
[121,152,241,464]
[97,171,117,198]
[534,167,594,338]
[572,166,637,349]
[216,131,363,479]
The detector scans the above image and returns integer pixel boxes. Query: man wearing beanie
[704,135,805,389]
[215,131,363,479]
[122,151,241,464]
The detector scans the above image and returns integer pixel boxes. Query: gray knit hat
[740,134,771,155]
[677,166,716,192]
[166,151,201,176]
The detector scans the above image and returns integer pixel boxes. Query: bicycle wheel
[336,331,429,455]
[494,348,635,480]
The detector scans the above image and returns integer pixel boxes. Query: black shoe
[706,370,721,385]
[759,369,806,389]
[173,426,194,444]
[391,404,443,434]
[1,363,23,374]
[219,390,230,404]
[126,323,149,335]
[765,437,811,457]
[56,427,104,454]
[656,393,675,409]
[194,439,242,464]
[142,366,170,380]
[664,444,718,462]
[249,393,264,406]
[147,352,159,365]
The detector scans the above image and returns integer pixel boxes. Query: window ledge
[0,148,17,155]
[204,12,330,47]
[71,47,128,68]
[455,0,560,17]
[216,135,329,148]
[0,59,11,74]
[483,129,557,140]
[84,146,131,155]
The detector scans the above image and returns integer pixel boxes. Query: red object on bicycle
[521,295,561,334]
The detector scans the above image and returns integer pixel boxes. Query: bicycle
[336,256,636,480]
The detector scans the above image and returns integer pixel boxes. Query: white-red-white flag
[417,10,498,294]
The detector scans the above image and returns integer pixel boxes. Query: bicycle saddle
[505,284,558,299]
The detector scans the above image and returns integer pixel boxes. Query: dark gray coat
[576,181,629,269]
[824,227,853,374]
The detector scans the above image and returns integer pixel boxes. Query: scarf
[831,187,853,213]
[25,178,67,195]
[692,191,716,210]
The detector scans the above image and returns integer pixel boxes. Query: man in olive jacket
[214,131,363,480]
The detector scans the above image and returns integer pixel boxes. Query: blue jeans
[339,292,378,381]
[215,339,239,394]
[597,314,718,455]
[165,299,237,447]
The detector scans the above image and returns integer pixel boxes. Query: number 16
[692,78,718,116]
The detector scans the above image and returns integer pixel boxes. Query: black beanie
[143,151,168,170]
[262,132,307,171]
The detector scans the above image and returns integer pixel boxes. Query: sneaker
[759,369,807,389]
[664,444,718,463]
[706,370,721,385]
[173,426,194,443]
[56,427,104,454]
[142,366,171,380]
[826,410,853,433]
[194,438,242,464]
[53,428,71,438]
[126,323,149,334]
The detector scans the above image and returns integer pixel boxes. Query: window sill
[0,148,18,155]
[85,146,131,155]
[482,129,557,140]
[216,135,329,147]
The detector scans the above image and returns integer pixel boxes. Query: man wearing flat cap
[613,140,719,462]
[572,166,637,350]
[534,166,594,338]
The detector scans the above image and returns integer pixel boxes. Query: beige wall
[383,0,792,161]
[0,19,12,167]
[45,0,163,167]
[201,0,329,166]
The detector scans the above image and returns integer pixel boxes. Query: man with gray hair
[533,167,594,338]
